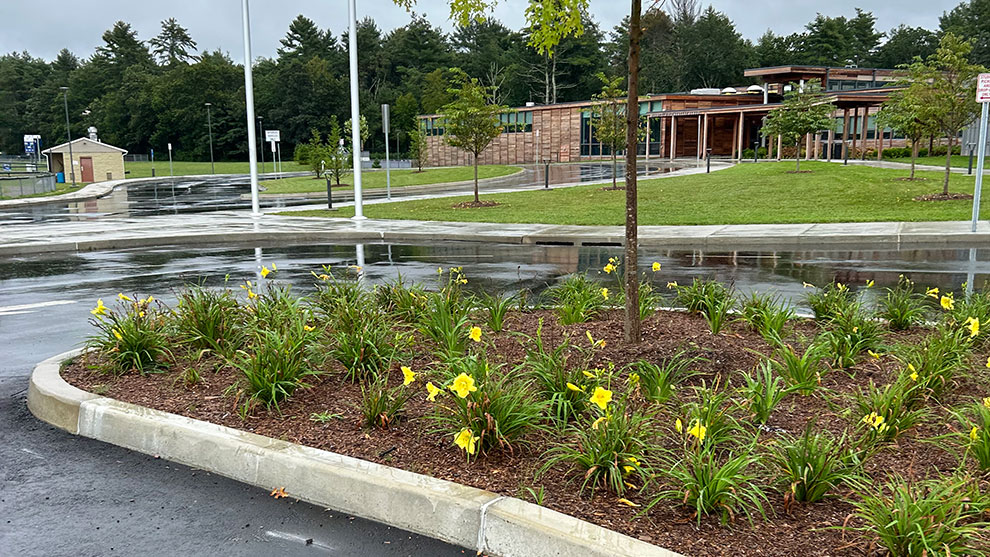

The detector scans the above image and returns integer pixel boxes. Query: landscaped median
[282,161,988,225]
[25,266,990,556]
[259,164,522,195]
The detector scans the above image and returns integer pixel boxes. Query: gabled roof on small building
[42,137,128,155]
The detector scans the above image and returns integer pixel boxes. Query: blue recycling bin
[56,172,65,183]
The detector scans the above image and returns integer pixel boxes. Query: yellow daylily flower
[566,382,585,393]
[941,294,955,311]
[437,267,443,274]
[469,326,482,343]
[910,370,919,382]
[138,311,145,318]
[652,262,661,272]
[426,382,441,402]
[450,373,478,398]
[926,287,939,298]
[603,263,616,274]
[675,418,683,433]
[837,283,847,292]
[454,428,480,455]
[667,281,678,289]
[617,498,640,508]
[867,350,881,360]
[271,263,277,271]
[260,266,271,278]
[802,282,815,288]
[629,372,640,385]
[402,366,416,386]
[117,293,132,302]
[247,290,258,300]
[986,356,990,369]
[91,299,107,316]
[591,416,607,430]
[112,329,123,341]
[965,317,980,339]
[983,396,990,408]
[582,370,595,378]
[866,280,874,288]
[971,426,980,442]
[687,420,707,442]
[600,287,609,300]
[590,387,612,410]
[304,325,316,332]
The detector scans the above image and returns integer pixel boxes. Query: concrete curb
[29,349,680,557]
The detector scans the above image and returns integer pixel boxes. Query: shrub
[674,278,733,319]
[360,374,415,429]
[627,351,703,403]
[478,291,514,333]
[518,323,588,426]
[944,399,990,471]
[953,289,990,347]
[230,327,319,412]
[896,325,970,401]
[738,360,791,424]
[769,423,862,504]
[549,273,607,325]
[430,368,546,459]
[87,295,170,375]
[173,286,243,357]
[847,474,989,557]
[740,291,795,343]
[770,343,825,394]
[680,381,742,448]
[852,379,926,446]
[647,440,768,526]
[332,311,407,381]
[806,282,856,322]
[541,400,653,495]
[879,275,927,330]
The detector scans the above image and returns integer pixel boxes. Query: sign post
[972,73,990,233]
[382,104,391,200]
[265,130,281,179]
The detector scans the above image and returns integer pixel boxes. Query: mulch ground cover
[63,308,990,557]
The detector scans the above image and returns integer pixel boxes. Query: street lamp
[257,115,265,175]
[59,86,76,186]
[347,0,365,219]
[205,102,215,174]
[240,0,261,215]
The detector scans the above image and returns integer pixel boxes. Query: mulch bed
[62,309,990,557]
[452,200,500,208]
[914,192,974,201]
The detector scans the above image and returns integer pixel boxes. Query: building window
[499,111,532,133]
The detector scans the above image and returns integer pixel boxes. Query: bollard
[544,159,550,189]
[326,177,334,210]
[706,148,712,173]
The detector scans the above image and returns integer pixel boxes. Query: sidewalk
[1,209,986,256]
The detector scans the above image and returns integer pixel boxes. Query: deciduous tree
[438,75,506,203]
[761,79,835,172]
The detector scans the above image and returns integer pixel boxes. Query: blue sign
[24,141,35,153]
[2,164,11,172]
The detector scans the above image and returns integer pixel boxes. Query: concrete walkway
[1,209,986,256]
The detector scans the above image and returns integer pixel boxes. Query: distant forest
[0,0,986,159]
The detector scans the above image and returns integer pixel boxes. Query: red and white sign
[978,73,990,103]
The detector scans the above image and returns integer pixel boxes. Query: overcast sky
[0,1,963,63]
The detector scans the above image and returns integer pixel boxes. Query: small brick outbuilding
[43,138,127,183]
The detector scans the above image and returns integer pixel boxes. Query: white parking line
[0,300,77,316]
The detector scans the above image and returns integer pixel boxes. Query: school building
[418,65,904,166]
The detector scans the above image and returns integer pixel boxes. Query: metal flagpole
[241,0,261,216]
[383,104,391,200]
[972,74,989,233]
[347,0,365,219]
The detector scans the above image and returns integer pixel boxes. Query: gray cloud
[0,0,962,63]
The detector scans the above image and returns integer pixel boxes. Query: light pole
[347,0,365,219]
[240,0,261,215]
[205,102,215,174]
[257,116,265,175]
[59,86,76,186]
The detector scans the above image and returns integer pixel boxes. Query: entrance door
[80,157,94,182]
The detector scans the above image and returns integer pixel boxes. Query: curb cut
[28,349,681,557]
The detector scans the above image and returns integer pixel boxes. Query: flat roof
[744,65,897,77]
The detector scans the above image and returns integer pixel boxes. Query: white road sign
[265,130,281,142]
[978,73,990,103]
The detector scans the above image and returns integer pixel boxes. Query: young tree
[761,79,835,172]
[300,128,328,177]
[904,33,986,195]
[438,76,506,203]
[589,73,627,189]
[325,116,350,186]
[149,18,198,66]
[344,115,369,152]
[876,88,936,180]
[408,127,429,172]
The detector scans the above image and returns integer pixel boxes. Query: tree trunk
[910,139,918,180]
[623,0,642,345]
[612,148,617,189]
[473,153,480,203]
[942,135,952,195]
[795,140,801,172]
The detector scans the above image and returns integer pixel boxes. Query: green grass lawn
[259,165,522,194]
[884,155,988,169]
[283,161,987,225]
[125,160,306,178]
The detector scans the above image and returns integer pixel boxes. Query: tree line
[0,0,987,160]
